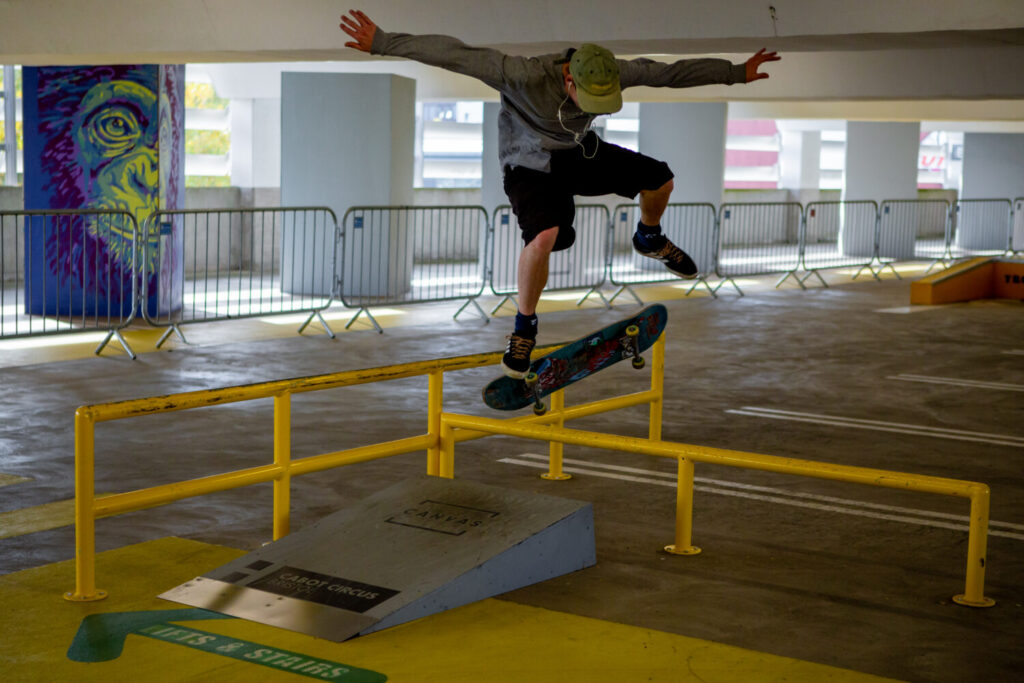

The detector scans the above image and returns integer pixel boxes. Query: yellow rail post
[439,418,456,479]
[427,370,443,476]
[649,333,665,442]
[64,409,106,602]
[954,485,995,607]
[542,389,571,480]
[665,457,701,555]
[439,413,994,607]
[273,392,291,540]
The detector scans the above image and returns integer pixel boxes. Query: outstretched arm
[340,9,377,52]
[745,48,781,82]
[337,9,535,91]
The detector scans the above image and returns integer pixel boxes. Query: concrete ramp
[911,257,1024,305]
[159,477,595,641]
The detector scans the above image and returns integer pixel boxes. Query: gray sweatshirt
[371,30,748,173]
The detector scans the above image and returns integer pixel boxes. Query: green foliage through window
[185,129,230,155]
[186,175,231,187]
[185,82,228,110]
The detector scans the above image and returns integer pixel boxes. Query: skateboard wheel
[631,356,646,370]
[625,325,639,338]
[533,403,548,416]
[524,372,539,387]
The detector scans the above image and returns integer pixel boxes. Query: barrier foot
[454,297,489,323]
[952,594,995,608]
[664,544,702,556]
[156,324,188,349]
[608,285,644,307]
[797,269,829,289]
[345,308,383,334]
[881,261,902,280]
[299,310,336,339]
[775,270,805,290]
[576,286,610,309]
[95,329,136,360]
[685,276,717,299]
[923,257,955,276]
[64,589,108,603]
[490,295,518,316]
[710,277,743,297]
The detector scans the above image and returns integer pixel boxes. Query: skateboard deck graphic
[483,304,667,411]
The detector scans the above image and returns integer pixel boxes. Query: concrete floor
[1,272,1023,681]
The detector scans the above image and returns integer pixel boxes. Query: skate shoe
[501,332,536,379]
[632,233,698,279]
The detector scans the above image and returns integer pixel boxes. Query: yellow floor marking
[0,498,76,540]
[0,473,31,488]
[0,537,899,682]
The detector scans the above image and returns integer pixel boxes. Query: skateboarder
[340,10,780,378]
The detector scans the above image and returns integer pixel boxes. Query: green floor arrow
[68,608,386,682]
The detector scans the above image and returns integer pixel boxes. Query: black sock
[514,311,538,338]
[636,221,664,247]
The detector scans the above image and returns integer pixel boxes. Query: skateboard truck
[524,372,547,415]
[626,325,645,369]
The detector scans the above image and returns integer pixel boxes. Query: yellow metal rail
[66,332,993,608]
[437,413,994,608]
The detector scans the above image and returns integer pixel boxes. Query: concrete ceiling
[4,0,1024,123]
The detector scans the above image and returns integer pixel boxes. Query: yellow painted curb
[0,537,900,682]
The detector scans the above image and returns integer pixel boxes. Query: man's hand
[340,9,377,52]
[745,48,780,82]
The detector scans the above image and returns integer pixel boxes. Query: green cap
[570,43,622,114]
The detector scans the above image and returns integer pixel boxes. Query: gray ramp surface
[160,476,596,641]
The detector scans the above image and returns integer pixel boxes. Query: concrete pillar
[21,64,185,317]
[481,102,503,214]
[961,135,1024,202]
[958,133,1024,250]
[779,130,821,194]
[281,73,415,296]
[640,102,726,205]
[229,99,253,189]
[639,103,725,271]
[841,121,920,257]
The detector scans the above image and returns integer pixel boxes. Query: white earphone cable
[557,94,599,160]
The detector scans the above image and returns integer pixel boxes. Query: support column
[841,121,920,257]
[779,130,821,196]
[253,98,282,202]
[22,64,185,317]
[639,102,725,271]
[959,133,1024,250]
[640,102,726,205]
[481,102,503,214]
[281,73,415,296]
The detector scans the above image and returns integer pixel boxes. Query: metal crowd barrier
[800,201,878,286]
[608,203,722,303]
[340,205,489,332]
[875,199,952,275]
[0,209,140,357]
[717,202,804,290]
[489,204,610,313]
[141,207,339,347]
[951,199,1014,258]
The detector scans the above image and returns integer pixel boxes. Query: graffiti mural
[22,64,183,317]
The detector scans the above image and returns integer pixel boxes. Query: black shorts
[502,133,673,251]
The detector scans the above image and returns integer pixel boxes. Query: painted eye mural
[22,65,183,318]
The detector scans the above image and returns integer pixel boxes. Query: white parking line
[726,406,1024,448]
[889,373,1024,392]
[1004,349,1024,356]
[499,453,1024,541]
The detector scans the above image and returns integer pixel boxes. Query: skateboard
[483,304,667,414]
